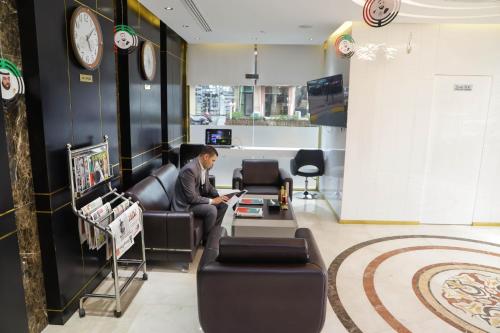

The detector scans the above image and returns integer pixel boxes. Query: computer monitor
[205,129,232,146]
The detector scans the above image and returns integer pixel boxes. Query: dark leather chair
[232,159,293,199]
[125,164,203,264]
[179,143,215,187]
[197,226,327,333]
[290,149,325,199]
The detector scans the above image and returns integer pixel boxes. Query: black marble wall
[17,0,120,325]
[0,108,29,333]
[118,0,161,188]
[161,24,187,165]
[15,0,187,326]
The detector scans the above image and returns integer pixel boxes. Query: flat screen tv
[307,74,347,127]
[205,129,232,146]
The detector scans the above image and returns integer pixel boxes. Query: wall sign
[335,35,356,58]
[80,74,93,83]
[0,58,25,109]
[363,0,401,28]
[114,25,139,54]
[454,84,473,91]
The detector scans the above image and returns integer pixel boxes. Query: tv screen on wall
[307,74,347,127]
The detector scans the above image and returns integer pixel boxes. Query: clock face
[70,7,103,70]
[141,41,156,81]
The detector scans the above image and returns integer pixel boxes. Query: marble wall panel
[0,0,48,332]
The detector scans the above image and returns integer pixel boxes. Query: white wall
[341,23,500,225]
[187,44,324,86]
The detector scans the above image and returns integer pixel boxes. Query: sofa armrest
[232,168,243,190]
[295,228,326,271]
[290,158,298,175]
[142,210,195,250]
[279,168,293,200]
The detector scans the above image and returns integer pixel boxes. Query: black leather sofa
[197,226,327,333]
[125,164,203,263]
[232,159,293,199]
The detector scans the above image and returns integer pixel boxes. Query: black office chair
[290,149,324,199]
[179,143,216,187]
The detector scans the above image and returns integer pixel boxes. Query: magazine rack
[67,136,147,318]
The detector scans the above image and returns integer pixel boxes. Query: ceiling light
[331,21,352,37]
[165,7,174,11]
[298,24,313,29]
[309,38,313,41]
[182,24,190,28]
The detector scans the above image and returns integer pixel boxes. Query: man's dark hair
[200,145,218,157]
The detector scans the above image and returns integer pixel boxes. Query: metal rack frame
[67,136,147,318]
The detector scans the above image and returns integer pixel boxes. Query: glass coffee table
[230,195,298,238]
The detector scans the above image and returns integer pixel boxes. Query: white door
[420,75,491,225]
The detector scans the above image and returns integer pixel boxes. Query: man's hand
[211,195,228,205]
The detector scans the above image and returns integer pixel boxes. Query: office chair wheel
[142,273,148,281]
[79,308,86,318]
[114,310,122,318]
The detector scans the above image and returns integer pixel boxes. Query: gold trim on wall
[74,0,113,22]
[36,202,72,215]
[339,220,420,225]
[0,230,17,241]
[472,222,500,227]
[121,145,162,159]
[161,135,185,145]
[122,153,162,171]
[137,33,160,48]
[0,207,16,217]
[127,0,160,28]
[34,186,68,196]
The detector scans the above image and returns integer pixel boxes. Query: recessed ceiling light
[309,38,313,41]
[165,7,174,11]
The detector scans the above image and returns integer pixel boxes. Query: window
[191,85,311,127]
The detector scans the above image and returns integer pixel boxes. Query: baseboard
[472,222,500,227]
[339,220,420,225]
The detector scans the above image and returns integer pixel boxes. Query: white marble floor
[42,195,500,333]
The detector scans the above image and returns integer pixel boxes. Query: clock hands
[86,28,95,40]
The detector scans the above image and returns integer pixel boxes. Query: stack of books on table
[235,207,263,218]
[239,197,264,205]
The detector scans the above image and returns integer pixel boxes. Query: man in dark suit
[172,146,228,240]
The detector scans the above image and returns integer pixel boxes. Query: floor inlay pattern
[327,236,500,333]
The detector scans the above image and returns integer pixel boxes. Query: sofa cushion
[244,185,280,195]
[126,176,170,211]
[242,159,279,185]
[151,163,178,204]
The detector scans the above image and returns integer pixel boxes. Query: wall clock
[141,41,156,81]
[70,6,104,70]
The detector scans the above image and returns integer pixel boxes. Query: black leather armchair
[290,149,325,199]
[197,226,327,333]
[232,159,293,199]
[125,164,203,263]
